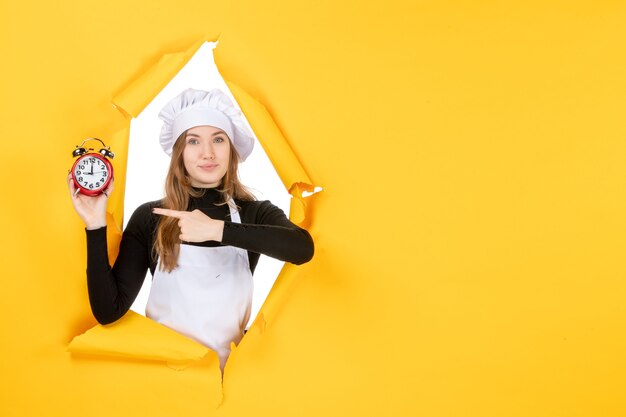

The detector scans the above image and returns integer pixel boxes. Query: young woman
[68,88,315,371]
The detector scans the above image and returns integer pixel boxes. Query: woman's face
[182,125,231,188]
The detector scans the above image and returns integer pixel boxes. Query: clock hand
[90,164,93,175]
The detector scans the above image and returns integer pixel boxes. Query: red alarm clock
[70,138,115,196]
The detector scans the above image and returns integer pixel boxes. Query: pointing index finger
[152,208,186,218]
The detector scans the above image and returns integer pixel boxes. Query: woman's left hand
[152,208,224,242]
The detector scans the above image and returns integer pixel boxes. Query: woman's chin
[190,175,223,188]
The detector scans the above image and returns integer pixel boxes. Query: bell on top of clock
[70,138,114,196]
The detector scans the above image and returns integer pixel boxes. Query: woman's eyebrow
[186,131,225,138]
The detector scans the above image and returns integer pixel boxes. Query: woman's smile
[199,163,218,170]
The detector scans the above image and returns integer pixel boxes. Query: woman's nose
[200,142,215,159]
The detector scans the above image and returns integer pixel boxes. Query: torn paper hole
[71,39,319,386]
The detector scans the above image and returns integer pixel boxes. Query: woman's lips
[199,164,218,170]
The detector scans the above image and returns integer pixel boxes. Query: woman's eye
[188,139,199,145]
[214,137,224,143]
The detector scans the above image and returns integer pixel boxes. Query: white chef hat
[158,88,255,161]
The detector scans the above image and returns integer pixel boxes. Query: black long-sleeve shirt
[85,187,314,325]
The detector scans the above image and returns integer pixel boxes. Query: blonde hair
[154,130,256,272]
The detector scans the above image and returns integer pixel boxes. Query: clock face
[73,154,111,192]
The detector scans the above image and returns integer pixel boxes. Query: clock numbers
[74,154,111,194]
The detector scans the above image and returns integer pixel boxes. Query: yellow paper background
[2,1,626,416]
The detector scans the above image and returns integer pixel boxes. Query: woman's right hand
[67,173,113,230]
